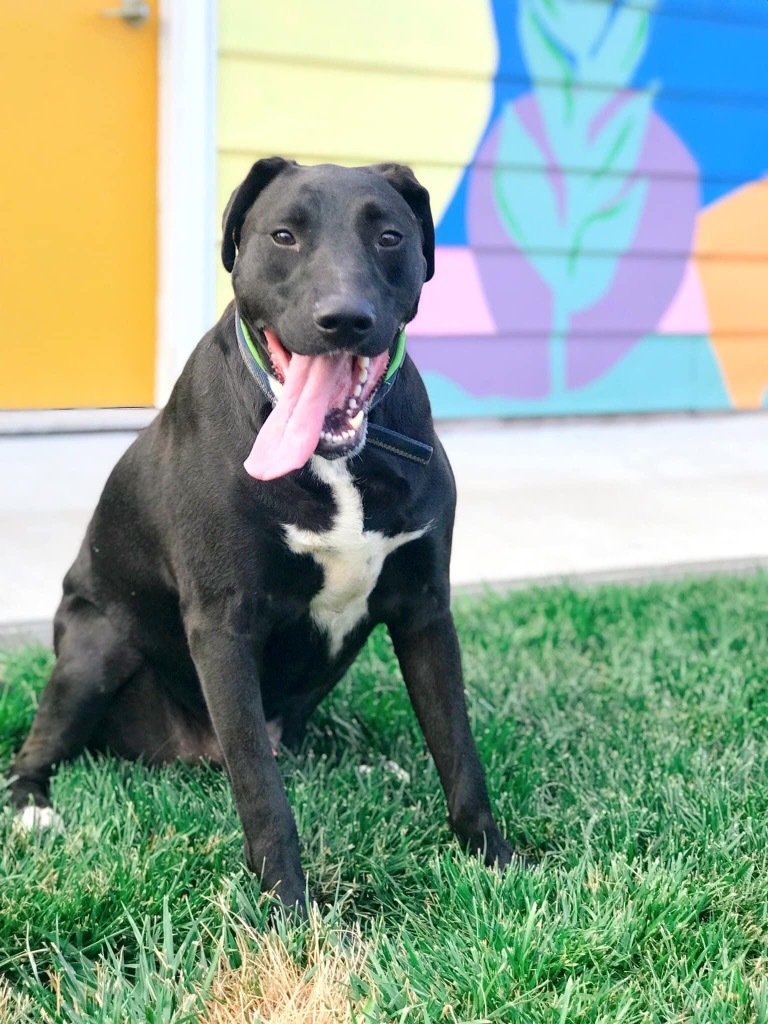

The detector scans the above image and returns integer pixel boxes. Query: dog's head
[221,158,434,480]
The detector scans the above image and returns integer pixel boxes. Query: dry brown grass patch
[203,920,370,1024]
[0,977,34,1023]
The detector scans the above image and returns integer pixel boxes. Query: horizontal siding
[410,335,737,416]
[413,257,768,335]
[406,333,768,347]
[217,58,493,166]
[219,34,768,109]
[218,63,768,191]
[218,0,496,76]
[219,150,760,197]
[218,0,768,92]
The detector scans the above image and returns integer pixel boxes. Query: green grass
[3,574,768,1022]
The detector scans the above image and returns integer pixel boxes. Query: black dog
[10,159,513,907]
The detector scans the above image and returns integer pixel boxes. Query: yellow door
[0,1,157,410]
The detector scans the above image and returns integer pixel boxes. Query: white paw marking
[282,458,428,656]
[14,806,66,835]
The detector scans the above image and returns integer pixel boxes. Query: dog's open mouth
[243,327,391,481]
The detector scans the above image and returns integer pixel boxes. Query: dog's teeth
[271,379,283,397]
[349,398,358,411]
[358,369,368,384]
[349,410,364,430]
[358,356,370,369]
[354,384,362,397]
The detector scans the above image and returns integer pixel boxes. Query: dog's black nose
[313,297,376,339]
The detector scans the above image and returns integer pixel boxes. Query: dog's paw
[13,805,65,836]
[484,835,537,872]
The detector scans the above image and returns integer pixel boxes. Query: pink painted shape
[657,260,710,335]
[409,246,496,336]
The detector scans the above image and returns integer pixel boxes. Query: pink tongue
[244,350,349,481]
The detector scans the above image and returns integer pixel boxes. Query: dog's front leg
[389,610,513,868]
[184,607,306,910]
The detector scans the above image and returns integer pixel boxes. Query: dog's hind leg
[92,666,224,768]
[8,595,143,820]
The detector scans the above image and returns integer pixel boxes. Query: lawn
[2,574,768,1022]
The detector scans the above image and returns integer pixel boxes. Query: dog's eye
[379,231,402,248]
[271,230,296,246]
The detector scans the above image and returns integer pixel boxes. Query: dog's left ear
[372,164,435,282]
[221,157,297,272]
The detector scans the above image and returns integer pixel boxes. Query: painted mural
[408,0,768,417]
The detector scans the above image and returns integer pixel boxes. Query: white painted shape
[283,458,428,656]
[15,806,65,835]
[155,0,218,405]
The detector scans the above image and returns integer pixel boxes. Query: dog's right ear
[221,157,296,272]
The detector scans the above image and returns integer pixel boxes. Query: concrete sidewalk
[1,413,767,643]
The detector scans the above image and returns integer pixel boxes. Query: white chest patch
[282,457,428,656]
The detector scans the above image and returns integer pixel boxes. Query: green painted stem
[549,300,571,399]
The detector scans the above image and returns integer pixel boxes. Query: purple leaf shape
[466,93,700,394]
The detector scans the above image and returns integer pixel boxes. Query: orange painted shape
[0,2,157,410]
[694,180,768,409]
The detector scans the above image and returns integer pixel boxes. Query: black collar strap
[234,312,433,466]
